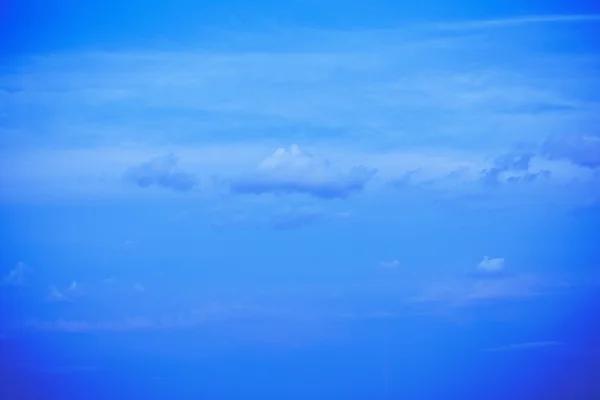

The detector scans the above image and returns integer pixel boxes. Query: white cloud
[133,283,145,292]
[1,262,29,286]
[380,260,400,269]
[477,256,505,273]
[231,145,376,198]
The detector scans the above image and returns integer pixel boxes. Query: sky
[1,0,600,399]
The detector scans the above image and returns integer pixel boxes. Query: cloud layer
[541,133,600,168]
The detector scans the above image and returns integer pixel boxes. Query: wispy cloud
[268,206,324,229]
[24,302,312,339]
[434,14,600,30]
[411,274,543,306]
[124,154,197,192]
[410,255,556,307]
[46,281,80,303]
[27,317,156,332]
[46,286,71,303]
[379,260,400,269]
[1,262,29,286]
[484,341,564,352]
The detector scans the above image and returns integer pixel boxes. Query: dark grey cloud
[231,145,376,199]
[124,154,197,192]
[541,133,600,168]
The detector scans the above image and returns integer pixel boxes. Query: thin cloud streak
[434,14,600,30]
[484,341,564,352]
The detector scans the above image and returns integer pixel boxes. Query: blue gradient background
[1,0,600,399]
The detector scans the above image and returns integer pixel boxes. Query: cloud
[379,260,400,269]
[27,303,272,333]
[231,145,376,198]
[23,364,102,375]
[67,281,80,293]
[46,281,80,302]
[541,133,600,169]
[466,275,540,300]
[210,205,347,230]
[27,317,156,332]
[334,211,352,218]
[1,262,29,286]
[411,273,544,306]
[133,283,145,292]
[124,154,197,192]
[118,240,135,252]
[46,286,71,303]
[25,303,283,333]
[410,255,566,306]
[484,341,564,352]
[482,150,550,185]
[477,256,505,273]
[269,207,324,229]
[434,14,600,30]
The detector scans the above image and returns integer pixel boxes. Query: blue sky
[1,0,600,399]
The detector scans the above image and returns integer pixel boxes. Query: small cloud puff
[379,260,400,269]
[124,154,197,192]
[477,256,505,273]
[133,283,145,292]
[2,262,29,286]
[231,145,376,198]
